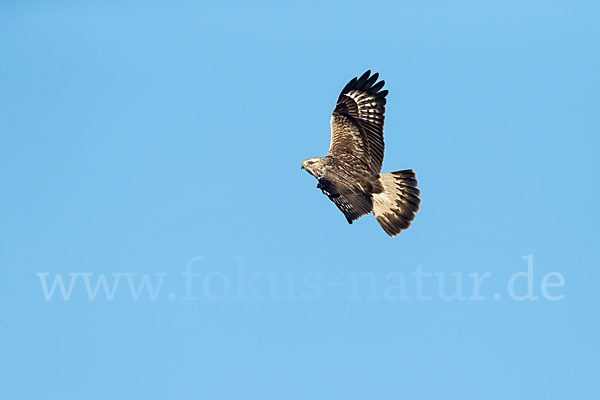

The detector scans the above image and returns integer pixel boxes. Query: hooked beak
[301,161,306,170]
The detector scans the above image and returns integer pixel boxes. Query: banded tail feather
[373,170,421,237]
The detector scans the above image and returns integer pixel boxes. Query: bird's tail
[373,170,421,237]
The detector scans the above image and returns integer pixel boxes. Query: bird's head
[301,157,324,179]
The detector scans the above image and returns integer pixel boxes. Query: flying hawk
[301,70,420,237]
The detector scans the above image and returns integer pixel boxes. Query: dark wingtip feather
[340,71,387,98]
[363,73,378,90]
[377,89,389,99]
[371,80,385,93]
[354,70,371,89]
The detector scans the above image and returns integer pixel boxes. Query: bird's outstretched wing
[328,70,388,175]
[317,175,374,224]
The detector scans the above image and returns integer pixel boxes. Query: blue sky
[1,1,599,399]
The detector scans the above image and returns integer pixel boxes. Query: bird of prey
[301,70,420,237]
